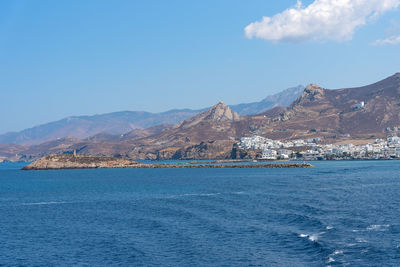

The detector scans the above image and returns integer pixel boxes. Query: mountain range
[127,73,400,160]
[1,73,400,162]
[0,85,304,145]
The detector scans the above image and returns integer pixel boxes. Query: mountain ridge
[2,73,400,161]
[124,73,400,159]
[0,86,303,145]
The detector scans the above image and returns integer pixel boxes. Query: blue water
[1,161,400,266]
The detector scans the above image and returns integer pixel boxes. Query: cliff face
[160,140,236,160]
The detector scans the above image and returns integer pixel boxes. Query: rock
[22,154,139,170]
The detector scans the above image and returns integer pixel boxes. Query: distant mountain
[0,86,304,145]
[102,102,247,160]
[0,110,202,145]
[84,124,173,143]
[3,73,400,161]
[229,85,304,115]
[6,103,248,160]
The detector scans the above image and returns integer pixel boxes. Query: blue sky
[1,0,400,133]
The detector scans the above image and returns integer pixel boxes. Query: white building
[261,149,277,160]
[278,149,292,159]
[353,101,365,110]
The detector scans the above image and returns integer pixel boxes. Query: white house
[262,149,277,160]
[353,101,365,110]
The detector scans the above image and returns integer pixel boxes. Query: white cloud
[245,0,400,43]
[372,19,400,45]
[371,35,400,45]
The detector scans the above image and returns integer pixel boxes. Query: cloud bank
[372,35,400,45]
[245,0,400,43]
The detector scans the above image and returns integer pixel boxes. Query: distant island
[22,154,313,170]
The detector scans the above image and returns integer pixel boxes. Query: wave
[168,193,222,199]
[366,224,390,231]
[325,249,344,264]
[332,250,343,255]
[169,191,248,198]
[298,233,320,242]
[21,201,68,206]
[356,237,368,243]
[353,224,390,232]
[181,193,221,197]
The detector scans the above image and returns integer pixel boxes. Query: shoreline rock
[22,154,139,170]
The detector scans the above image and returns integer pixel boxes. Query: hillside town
[239,135,400,160]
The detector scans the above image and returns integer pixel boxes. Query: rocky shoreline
[22,154,313,170]
[22,154,138,170]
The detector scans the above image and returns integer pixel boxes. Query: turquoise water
[1,161,400,266]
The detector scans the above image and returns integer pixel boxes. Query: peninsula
[22,154,313,170]
[22,154,139,170]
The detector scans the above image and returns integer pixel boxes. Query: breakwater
[129,163,313,169]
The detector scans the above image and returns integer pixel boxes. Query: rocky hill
[0,86,303,145]
[266,73,400,138]
[126,73,400,159]
[125,102,245,159]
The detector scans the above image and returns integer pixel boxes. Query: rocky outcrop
[290,84,325,107]
[175,102,240,129]
[231,143,263,159]
[22,154,139,170]
[203,102,241,122]
[176,140,235,160]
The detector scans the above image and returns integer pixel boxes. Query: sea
[1,161,400,266]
